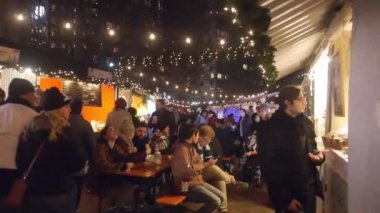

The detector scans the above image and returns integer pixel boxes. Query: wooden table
[99,155,172,205]
[107,155,172,178]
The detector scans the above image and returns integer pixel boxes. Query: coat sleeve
[95,144,126,171]
[168,111,177,135]
[256,122,277,179]
[304,117,325,165]
[84,122,96,160]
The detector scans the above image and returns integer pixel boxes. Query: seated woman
[94,125,135,205]
[171,124,225,213]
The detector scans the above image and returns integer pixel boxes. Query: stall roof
[260,0,345,79]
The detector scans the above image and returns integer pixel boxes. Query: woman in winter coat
[16,87,86,213]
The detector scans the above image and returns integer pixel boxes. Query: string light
[219,39,226,46]
[149,33,156,40]
[64,22,72,29]
[15,13,25,21]
[108,29,115,36]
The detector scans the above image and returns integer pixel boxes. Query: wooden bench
[156,194,186,206]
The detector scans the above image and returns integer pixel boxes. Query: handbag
[5,141,45,208]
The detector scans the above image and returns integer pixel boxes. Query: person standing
[106,98,136,153]
[0,78,38,213]
[238,109,252,142]
[247,105,255,118]
[257,85,325,213]
[16,87,86,213]
[149,99,177,143]
[69,97,96,210]
[194,110,208,126]
[127,107,140,127]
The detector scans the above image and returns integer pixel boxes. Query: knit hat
[8,78,35,97]
[43,87,71,111]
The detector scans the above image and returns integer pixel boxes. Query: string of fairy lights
[0,63,276,108]
[6,4,277,107]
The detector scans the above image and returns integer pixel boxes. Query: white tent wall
[349,0,380,212]
[0,68,37,98]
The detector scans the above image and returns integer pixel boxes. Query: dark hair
[128,107,137,116]
[276,85,302,109]
[70,97,83,114]
[115,98,127,110]
[135,122,148,129]
[215,118,225,124]
[178,124,199,141]
[154,122,169,132]
[156,99,165,105]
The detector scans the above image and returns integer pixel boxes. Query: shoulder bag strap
[22,142,45,180]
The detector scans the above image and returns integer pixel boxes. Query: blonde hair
[198,124,215,138]
[44,110,70,141]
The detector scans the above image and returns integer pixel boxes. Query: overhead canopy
[260,0,345,79]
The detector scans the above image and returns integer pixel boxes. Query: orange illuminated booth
[39,77,115,127]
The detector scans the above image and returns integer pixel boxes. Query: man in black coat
[149,99,177,142]
[257,85,325,213]
[69,97,96,210]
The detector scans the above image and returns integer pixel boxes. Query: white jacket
[0,103,38,169]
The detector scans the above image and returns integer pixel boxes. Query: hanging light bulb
[185,37,191,44]
[219,39,226,46]
[64,22,72,29]
[15,13,25,21]
[108,29,115,36]
[149,33,156,40]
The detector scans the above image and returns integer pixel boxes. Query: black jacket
[149,108,177,136]
[16,114,86,196]
[257,110,324,206]
[69,114,96,161]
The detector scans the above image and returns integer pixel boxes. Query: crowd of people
[0,78,325,213]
